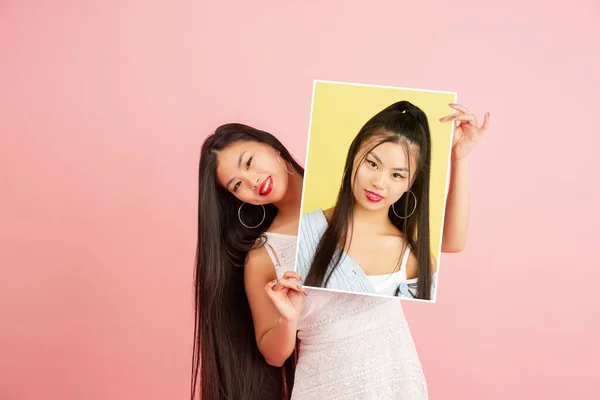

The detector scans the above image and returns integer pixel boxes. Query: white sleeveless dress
[263,232,428,400]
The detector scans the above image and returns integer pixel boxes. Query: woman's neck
[350,201,393,234]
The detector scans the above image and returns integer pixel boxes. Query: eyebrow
[225,151,247,189]
[369,151,408,171]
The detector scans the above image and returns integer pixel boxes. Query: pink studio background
[1,1,599,399]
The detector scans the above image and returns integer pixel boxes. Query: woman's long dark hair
[191,123,304,400]
[304,101,433,300]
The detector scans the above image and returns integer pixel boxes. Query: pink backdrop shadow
[1,1,599,399]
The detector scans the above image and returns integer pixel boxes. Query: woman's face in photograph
[351,139,419,212]
[215,140,291,205]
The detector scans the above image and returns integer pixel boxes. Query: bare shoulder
[322,207,335,223]
[405,248,438,279]
[430,252,438,273]
[244,245,277,285]
[246,243,269,266]
[405,250,419,279]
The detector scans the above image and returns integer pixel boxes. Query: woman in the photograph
[298,100,447,300]
[191,102,489,399]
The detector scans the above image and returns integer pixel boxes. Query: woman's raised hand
[264,271,307,324]
[440,103,490,161]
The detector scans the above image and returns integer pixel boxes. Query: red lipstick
[259,176,273,196]
[364,190,383,203]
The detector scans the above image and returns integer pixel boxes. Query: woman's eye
[367,160,377,169]
[246,156,253,169]
[392,173,405,179]
[233,181,241,191]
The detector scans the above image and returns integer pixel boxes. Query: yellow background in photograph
[302,81,457,261]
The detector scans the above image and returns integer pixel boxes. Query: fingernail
[449,103,456,106]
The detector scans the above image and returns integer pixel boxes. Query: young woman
[298,101,445,300]
[192,103,489,399]
[192,123,305,400]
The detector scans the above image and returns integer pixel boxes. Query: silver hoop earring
[277,153,294,175]
[238,202,266,229]
[391,190,417,219]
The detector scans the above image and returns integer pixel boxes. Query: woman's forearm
[258,317,298,367]
[442,158,470,252]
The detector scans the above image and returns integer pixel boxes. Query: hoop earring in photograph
[391,190,417,219]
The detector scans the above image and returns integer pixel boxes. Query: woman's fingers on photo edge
[444,113,477,126]
[278,278,308,295]
[439,112,459,122]
[264,275,307,296]
[449,103,469,113]
[282,271,304,281]
[265,279,278,292]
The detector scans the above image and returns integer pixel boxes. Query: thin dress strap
[263,232,297,279]
[399,245,411,276]
[263,241,281,269]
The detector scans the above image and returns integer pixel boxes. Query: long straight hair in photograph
[304,101,433,299]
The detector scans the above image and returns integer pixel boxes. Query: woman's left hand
[439,104,490,161]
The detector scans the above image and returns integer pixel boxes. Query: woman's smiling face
[215,140,291,205]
